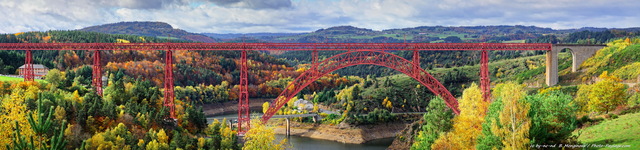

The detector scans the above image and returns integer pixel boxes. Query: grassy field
[576,112,640,150]
[0,76,26,81]
[502,40,525,43]
[0,76,45,82]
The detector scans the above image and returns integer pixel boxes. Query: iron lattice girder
[92,50,103,96]
[262,50,459,123]
[23,50,34,81]
[480,50,491,101]
[237,50,250,135]
[0,43,552,51]
[164,50,176,119]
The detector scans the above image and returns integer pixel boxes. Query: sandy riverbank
[270,121,406,144]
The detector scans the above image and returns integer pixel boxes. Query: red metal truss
[92,50,103,96]
[412,50,420,77]
[480,50,491,102]
[1,42,555,133]
[238,50,250,135]
[262,50,460,123]
[0,43,552,51]
[164,50,176,119]
[311,50,318,65]
[23,50,34,81]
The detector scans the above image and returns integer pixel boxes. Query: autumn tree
[431,83,488,149]
[411,97,454,150]
[263,102,270,114]
[382,97,393,110]
[1,88,36,148]
[575,71,627,113]
[84,123,134,149]
[492,82,530,150]
[243,120,288,150]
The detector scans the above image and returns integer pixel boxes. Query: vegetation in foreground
[408,38,640,149]
[0,71,240,149]
[576,112,640,149]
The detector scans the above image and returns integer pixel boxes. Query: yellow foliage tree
[53,106,66,122]
[287,96,297,109]
[243,120,288,150]
[312,103,319,113]
[432,83,488,149]
[492,82,530,149]
[71,90,83,103]
[382,97,393,109]
[575,71,627,113]
[84,123,133,150]
[157,129,169,143]
[146,140,170,150]
[0,88,36,148]
[263,102,270,114]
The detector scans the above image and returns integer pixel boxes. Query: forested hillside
[0,30,357,105]
[80,21,218,43]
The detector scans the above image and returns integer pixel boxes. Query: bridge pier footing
[546,49,558,86]
[285,118,290,137]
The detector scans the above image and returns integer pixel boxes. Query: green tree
[526,91,577,145]
[44,69,64,90]
[477,98,504,150]
[411,97,454,150]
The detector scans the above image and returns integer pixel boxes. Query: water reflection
[276,135,393,150]
[207,116,394,150]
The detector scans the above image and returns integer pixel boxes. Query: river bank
[270,120,406,144]
[202,100,412,147]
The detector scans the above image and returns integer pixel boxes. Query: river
[206,114,394,150]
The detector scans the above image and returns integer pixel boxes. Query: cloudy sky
[1,0,638,33]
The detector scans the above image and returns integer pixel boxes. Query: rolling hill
[80,21,218,43]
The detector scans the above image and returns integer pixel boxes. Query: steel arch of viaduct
[261,50,459,123]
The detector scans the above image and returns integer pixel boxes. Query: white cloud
[0,0,638,33]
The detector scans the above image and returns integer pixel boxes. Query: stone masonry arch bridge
[545,44,607,85]
[0,43,604,134]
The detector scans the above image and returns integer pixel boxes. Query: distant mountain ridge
[79,21,640,44]
[203,25,640,43]
[79,21,218,43]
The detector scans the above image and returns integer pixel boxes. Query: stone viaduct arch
[546,44,606,86]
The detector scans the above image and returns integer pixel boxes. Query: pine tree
[411,97,454,150]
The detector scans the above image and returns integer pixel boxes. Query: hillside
[205,25,640,44]
[80,21,218,43]
[0,30,360,104]
[576,111,640,149]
